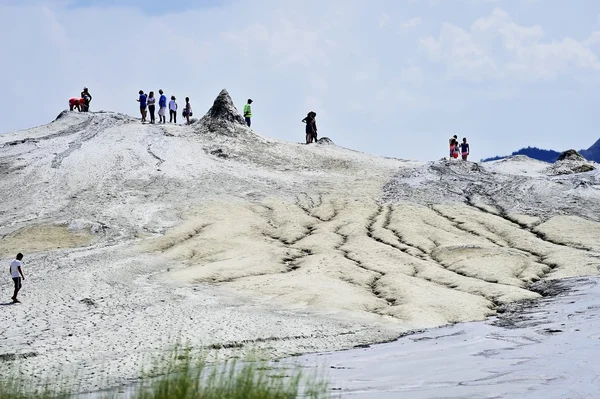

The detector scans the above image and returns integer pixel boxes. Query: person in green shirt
[243,99,253,127]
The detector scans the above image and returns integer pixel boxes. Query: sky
[1,0,600,161]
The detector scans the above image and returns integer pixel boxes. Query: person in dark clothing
[183,97,192,125]
[302,111,317,144]
[138,90,148,122]
[81,87,92,112]
[460,137,470,161]
[147,91,156,124]
[169,96,177,123]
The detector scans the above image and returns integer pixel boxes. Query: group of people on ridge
[449,135,470,161]
[137,90,193,125]
[68,87,92,112]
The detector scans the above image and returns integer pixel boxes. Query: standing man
[10,253,25,303]
[158,89,167,124]
[81,87,92,112]
[243,99,253,127]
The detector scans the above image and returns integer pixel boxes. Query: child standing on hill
[461,138,470,161]
[169,96,177,123]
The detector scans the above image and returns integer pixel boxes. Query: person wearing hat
[81,87,92,112]
[158,89,167,124]
[243,99,253,127]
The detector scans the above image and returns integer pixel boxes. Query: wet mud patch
[492,277,594,329]
[0,224,94,254]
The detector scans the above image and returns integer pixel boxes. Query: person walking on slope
[460,137,470,161]
[243,99,253,127]
[147,91,156,124]
[81,87,92,112]
[169,96,177,123]
[183,97,192,125]
[138,90,148,122]
[302,111,317,144]
[10,253,25,303]
[158,90,167,124]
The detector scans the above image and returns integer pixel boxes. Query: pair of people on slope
[449,135,470,161]
[302,111,318,144]
[68,87,92,112]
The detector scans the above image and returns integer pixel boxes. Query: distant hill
[581,138,600,162]
[482,140,600,163]
[481,147,562,163]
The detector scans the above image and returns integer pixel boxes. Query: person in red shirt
[69,98,83,111]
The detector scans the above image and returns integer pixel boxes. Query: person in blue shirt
[137,90,148,122]
[158,89,167,124]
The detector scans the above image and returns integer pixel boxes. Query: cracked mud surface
[1,111,599,392]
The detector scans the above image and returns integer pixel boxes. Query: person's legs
[245,117,251,127]
[149,106,155,123]
[462,154,468,161]
[12,277,21,301]
[186,114,190,125]
[69,103,74,111]
[140,107,145,122]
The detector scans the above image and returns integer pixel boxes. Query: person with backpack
[169,96,177,123]
[460,137,470,161]
[9,253,25,303]
[137,90,148,122]
[302,111,317,144]
[183,97,192,125]
[158,89,167,124]
[243,99,253,127]
[147,91,156,124]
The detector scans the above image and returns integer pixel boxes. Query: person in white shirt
[10,253,25,303]
[169,96,178,124]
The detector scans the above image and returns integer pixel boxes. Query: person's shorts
[158,107,166,117]
[12,277,21,290]
[462,152,468,157]
[140,106,147,111]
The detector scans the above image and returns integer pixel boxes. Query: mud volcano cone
[199,89,247,132]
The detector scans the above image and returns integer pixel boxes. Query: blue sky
[2,0,600,161]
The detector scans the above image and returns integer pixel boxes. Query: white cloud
[379,13,390,28]
[420,8,600,81]
[402,17,422,29]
